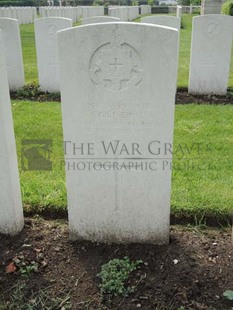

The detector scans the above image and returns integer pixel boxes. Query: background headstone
[0,31,24,235]
[189,15,233,95]
[176,5,182,18]
[34,17,72,92]
[140,5,151,15]
[0,18,25,90]
[108,7,129,21]
[201,0,227,14]
[141,15,181,30]
[58,23,179,244]
[81,16,120,25]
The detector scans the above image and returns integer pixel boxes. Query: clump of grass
[0,281,71,310]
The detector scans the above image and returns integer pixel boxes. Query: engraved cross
[109,58,123,71]
[207,23,217,35]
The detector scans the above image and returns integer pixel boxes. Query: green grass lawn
[20,24,38,84]
[172,104,233,220]
[20,14,233,88]
[178,14,192,88]
[13,101,66,213]
[16,15,233,221]
[12,101,233,220]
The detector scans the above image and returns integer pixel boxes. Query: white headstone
[81,16,120,25]
[189,15,233,95]
[75,7,82,22]
[4,7,12,18]
[141,15,181,30]
[201,0,226,14]
[18,8,23,24]
[140,5,151,15]
[33,7,37,21]
[119,7,128,21]
[58,23,179,244]
[0,18,25,90]
[190,4,193,14]
[34,17,72,92]
[22,8,27,24]
[128,6,139,21]
[82,7,90,18]
[176,5,182,18]
[109,7,128,21]
[0,32,24,235]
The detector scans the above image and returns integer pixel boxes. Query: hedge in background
[0,0,34,6]
[221,0,233,15]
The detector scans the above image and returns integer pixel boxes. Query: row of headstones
[40,5,141,23]
[176,5,201,18]
[108,6,140,21]
[0,5,201,26]
[39,6,105,23]
[2,14,232,95]
[179,5,202,15]
[138,14,233,95]
[166,5,201,15]
[0,7,37,25]
[42,4,199,17]
[0,5,144,26]
[1,18,233,243]
[0,21,180,243]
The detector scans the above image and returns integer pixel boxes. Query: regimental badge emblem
[89,30,143,92]
[204,21,221,38]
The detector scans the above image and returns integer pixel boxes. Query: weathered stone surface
[58,23,179,244]
[201,0,226,14]
[34,17,72,92]
[0,31,24,235]
[141,15,181,30]
[189,15,233,95]
[140,5,151,15]
[81,16,120,25]
[0,18,25,90]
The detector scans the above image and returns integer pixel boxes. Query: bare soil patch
[176,89,233,105]
[0,218,232,310]
[10,85,233,105]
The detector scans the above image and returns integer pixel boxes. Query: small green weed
[12,255,39,278]
[223,290,233,301]
[12,83,60,101]
[223,290,233,310]
[97,256,142,298]
[227,88,233,99]
[19,262,38,277]
[14,83,43,99]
